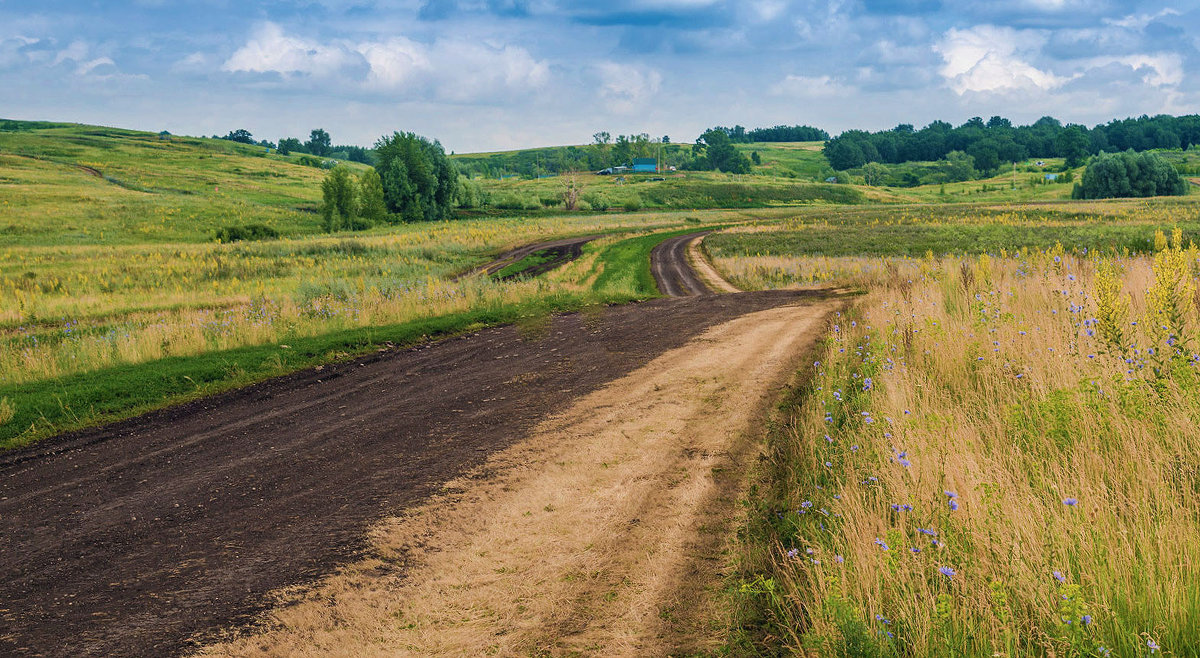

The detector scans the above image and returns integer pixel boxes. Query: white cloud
[223,23,357,78]
[935,26,1065,94]
[221,23,548,102]
[594,62,662,114]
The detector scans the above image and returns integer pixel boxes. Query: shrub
[622,195,643,212]
[214,223,280,242]
[583,193,610,211]
[492,193,539,210]
[1073,150,1188,199]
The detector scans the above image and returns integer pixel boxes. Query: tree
[695,129,751,174]
[306,129,332,157]
[278,137,303,155]
[357,169,387,222]
[373,131,457,222]
[943,151,976,182]
[223,129,254,144]
[1072,150,1188,199]
[1056,125,1091,168]
[824,138,866,170]
[862,162,888,186]
[321,166,358,232]
[560,170,582,210]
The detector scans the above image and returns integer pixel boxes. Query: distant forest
[212,114,1200,180]
[823,114,1200,172]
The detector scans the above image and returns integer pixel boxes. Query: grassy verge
[723,235,1200,655]
[0,227,692,449]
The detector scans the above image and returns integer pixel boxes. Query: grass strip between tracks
[0,226,712,450]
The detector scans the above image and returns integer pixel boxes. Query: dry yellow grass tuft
[723,242,1200,654]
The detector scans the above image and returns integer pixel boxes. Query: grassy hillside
[0,120,370,246]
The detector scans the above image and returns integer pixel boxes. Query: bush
[1073,150,1188,199]
[622,195,643,212]
[215,223,280,243]
[583,193,610,211]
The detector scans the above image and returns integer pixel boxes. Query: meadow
[714,201,1200,656]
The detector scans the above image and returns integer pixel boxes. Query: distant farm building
[1044,173,1058,181]
[632,158,658,173]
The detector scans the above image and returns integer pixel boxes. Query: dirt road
[204,298,832,657]
[650,232,714,297]
[461,235,600,280]
[0,233,825,656]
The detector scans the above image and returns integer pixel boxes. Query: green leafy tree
[278,137,303,155]
[321,166,357,232]
[306,128,332,157]
[223,129,255,144]
[373,131,457,222]
[824,138,867,170]
[862,162,888,186]
[1072,150,1188,199]
[943,150,976,182]
[357,168,387,222]
[695,129,751,174]
[1056,125,1092,168]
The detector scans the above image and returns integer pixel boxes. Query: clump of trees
[688,129,752,174]
[707,124,829,143]
[1072,151,1188,199]
[277,129,373,164]
[216,129,275,149]
[320,166,387,232]
[373,131,458,222]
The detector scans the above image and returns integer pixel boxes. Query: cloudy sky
[2,1,1197,152]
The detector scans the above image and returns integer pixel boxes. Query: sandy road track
[0,288,829,657]
[651,232,715,297]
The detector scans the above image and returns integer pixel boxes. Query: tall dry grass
[730,236,1200,656]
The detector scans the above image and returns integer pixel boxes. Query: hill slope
[0,120,368,246]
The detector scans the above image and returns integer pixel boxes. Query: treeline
[707,124,829,143]
[216,128,373,165]
[454,132,686,179]
[824,114,1200,172]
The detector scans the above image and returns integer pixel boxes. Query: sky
[1,0,1198,152]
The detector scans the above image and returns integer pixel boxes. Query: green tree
[943,150,976,182]
[278,137,303,155]
[1072,150,1188,199]
[824,138,867,170]
[696,129,751,174]
[1056,125,1092,168]
[357,168,387,222]
[321,166,357,232]
[373,131,457,222]
[223,129,254,144]
[306,129,332,157]
[862,161,888,186]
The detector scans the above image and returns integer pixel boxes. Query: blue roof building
[632,158,657,173]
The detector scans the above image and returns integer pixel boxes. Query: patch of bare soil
[200,298,835,657]
[688,235,740,293]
